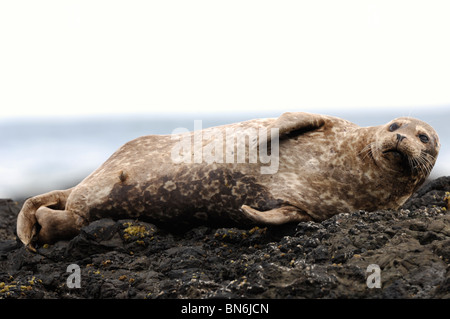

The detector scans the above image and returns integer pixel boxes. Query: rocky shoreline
[1,177,450,299]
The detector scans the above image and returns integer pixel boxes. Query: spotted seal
[17,112,440,250]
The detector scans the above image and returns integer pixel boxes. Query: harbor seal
[17,112,440,250]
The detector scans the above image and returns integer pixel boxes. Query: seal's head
[368,117,440,180]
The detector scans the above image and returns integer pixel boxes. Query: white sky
[1,0,449,118]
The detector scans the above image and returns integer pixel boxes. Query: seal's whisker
[411,157,421,175]
[420,154,435,170]
[359,143,374,161]
[358,144,368,156]
[418,157,429,176]
[410,156,426,176]
[408,156,416,172]
[421,156,434,176]
[417,152,434,174]
[415,155,433,176]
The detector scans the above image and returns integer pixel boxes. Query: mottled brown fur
[17,112,440,249]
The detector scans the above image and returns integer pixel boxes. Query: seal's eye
[419,134,429,144]
[389,123,400,132]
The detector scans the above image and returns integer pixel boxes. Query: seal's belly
[86,165,285,224]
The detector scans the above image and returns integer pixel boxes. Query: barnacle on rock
[123,222,150,241]
[444,192,450,210]
[0,283,16,293]
[102,260,112,267]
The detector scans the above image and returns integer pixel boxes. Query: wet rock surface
[1,177,450,299]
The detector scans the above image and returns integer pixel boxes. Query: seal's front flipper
[241,205,312,225]
[261,112,327,146]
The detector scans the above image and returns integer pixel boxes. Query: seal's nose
[397,134,407,142]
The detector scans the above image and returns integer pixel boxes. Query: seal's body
[17,112,440,249]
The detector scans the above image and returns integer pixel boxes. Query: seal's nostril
[397,134,406,142]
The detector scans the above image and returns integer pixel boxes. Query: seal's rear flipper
[35,206,87,244]
[240,205,312,225]
[16,188,74,251]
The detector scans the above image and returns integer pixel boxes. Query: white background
[1,0,449,118]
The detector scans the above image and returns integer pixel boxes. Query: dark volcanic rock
[1,177,450,299]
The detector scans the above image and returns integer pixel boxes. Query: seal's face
[371,117,440,177]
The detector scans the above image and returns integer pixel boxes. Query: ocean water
[1,110,449,199]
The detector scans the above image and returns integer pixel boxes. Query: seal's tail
[16,188,73,250]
